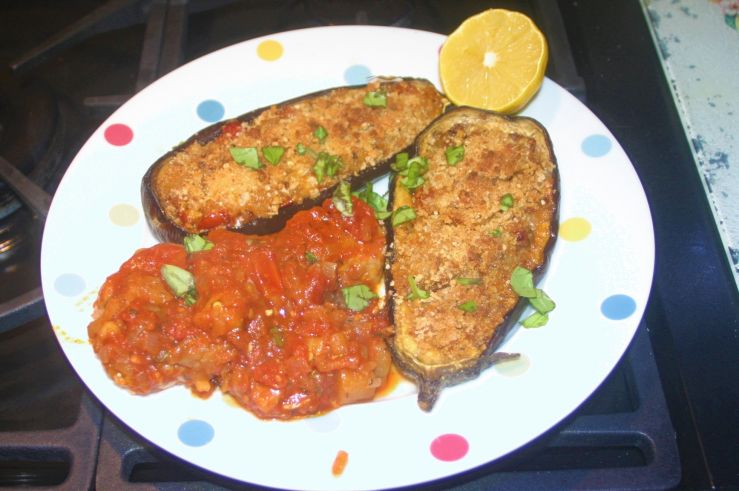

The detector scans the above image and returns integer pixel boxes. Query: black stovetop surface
[1,1,737,490]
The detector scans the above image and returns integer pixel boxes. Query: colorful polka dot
[430,434,469,462]
[104,124,133,146]
[344,65,372,85]
[108,204,139,227]
[196,100,225,123]
[306,412,342,433]
[559,217,592,242]
[601,294,637,320]
[493,354,531,377]
[54,273,86,297]
[257,39,283,61]
[581,134,612,157]
[177,419,214,447]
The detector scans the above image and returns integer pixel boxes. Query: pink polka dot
[104,124,133,146]
[430,433,469,462]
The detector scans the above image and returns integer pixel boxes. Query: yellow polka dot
[493,354,530,377]
[559,217,592,242]
[257,40,283,61]
[109,204,139,227]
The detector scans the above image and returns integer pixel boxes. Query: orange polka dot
[559,217,592,242]
[257,40,283,61]
[109,204,139,227]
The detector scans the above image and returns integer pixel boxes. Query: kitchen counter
[641,0,739,290]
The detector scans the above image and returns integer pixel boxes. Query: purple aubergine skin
[141,78,446,243]
[386,106,560,411]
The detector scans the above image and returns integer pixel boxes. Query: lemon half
[439,9,548,114]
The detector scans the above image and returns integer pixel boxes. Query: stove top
[0,1,737,489]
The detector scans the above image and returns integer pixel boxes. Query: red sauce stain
[430,433,469,462]
[331,450,349,476]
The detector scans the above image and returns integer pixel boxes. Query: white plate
[40,26,654,490]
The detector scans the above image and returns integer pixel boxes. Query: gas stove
[1,1,737,489]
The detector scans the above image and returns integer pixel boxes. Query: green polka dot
[559,217,591,242]
[109,204,139,227]
[493,354,530,377]
[257,40,283,61]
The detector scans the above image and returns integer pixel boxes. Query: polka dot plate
[40,26,654,490]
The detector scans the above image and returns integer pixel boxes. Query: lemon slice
[439,9,548,114]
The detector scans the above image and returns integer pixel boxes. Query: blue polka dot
[601,294,637,320]
[54,274,85,297]
[196,100,225,123]
[178,419,214,447]
[581,134,612,157]
[344,65,372,85]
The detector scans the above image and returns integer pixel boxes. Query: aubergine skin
[141,78,446,243]
[388,106,560,411]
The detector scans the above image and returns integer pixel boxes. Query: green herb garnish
[305,251,318,264]
[445,145,465,165]
[489,228,502,238]
[406,276,430,300]
[391,152,409,173]
[456,277,481,286]
[457,300,477,313]
[184,234,213,254]
[313,152,343,183]
[262,145,285,165]
[521,312,549,328]
[229,146,261,169]
[510,266,536,298]
[363,90,387,108]
[399,156,429,190]
[353,182,391,219]
[500,193,514,211]
[296,143,308,155]
[270,326,285,347]
[510,266,556,328]
[342,284,378,311]
[530,288,556,314]
[332,180,353,217]
[161,264,197,305]
[391,205,416,227]
[314,125,328,143]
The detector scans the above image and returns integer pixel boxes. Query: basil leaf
[342,284,378,311]
[363,90,387,108]
[521,311,549,328]
[445,145,465,165]
[391,205,416,227]
[391,152,409,173]
[313,152,342,183]
[305,251,318,264]
[406,276,430,300]
[262,145,285,165]
[229,146,261,169]
[161,264,197,305]
[296,143,308,155]
[270,326,285,347]
[332,180,354,217]
[314,125,328,143]
[530,288,556,314]
[500,193,514,211]
[399,156,429,191]
[456,277,481,286]
[184,234,213,254]
[510,266,536,298]
[353,182,391,220]
[457,300,477,312]
[488,228,502,238]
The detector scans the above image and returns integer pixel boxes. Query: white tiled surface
[641,0,739,289]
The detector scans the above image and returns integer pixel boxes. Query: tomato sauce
[88,198,392,419]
